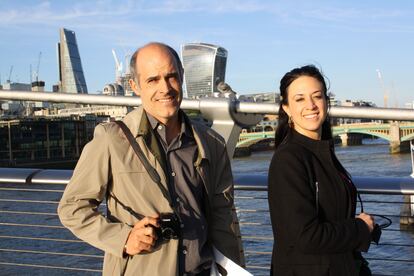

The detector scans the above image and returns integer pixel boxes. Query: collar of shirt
[146,111,193,147]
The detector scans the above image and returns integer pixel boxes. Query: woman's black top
[268,129,371,276]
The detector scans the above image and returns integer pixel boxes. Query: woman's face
[282,75,327,140]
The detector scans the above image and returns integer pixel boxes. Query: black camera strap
[115,121,179,215]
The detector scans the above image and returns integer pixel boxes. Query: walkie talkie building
[181,43,227,99]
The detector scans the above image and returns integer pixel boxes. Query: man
[58,42,245,275]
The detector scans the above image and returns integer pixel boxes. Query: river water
[0,139,413,275]
[232,139,414,276]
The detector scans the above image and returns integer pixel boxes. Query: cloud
[0,0,133,28]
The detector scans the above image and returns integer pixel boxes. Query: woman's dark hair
[274,65,332,149]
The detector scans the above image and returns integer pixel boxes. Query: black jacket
[268,130,371,276]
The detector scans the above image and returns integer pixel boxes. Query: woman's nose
[306,98,317,109]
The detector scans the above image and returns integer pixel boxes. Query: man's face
[130,45,183,125]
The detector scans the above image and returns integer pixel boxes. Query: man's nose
[158,78,171,92]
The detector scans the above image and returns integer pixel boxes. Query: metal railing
[1,169,414,275]
[2,90,414,121]
[1,91,414,275]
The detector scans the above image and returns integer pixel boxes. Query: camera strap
[115,120,178,214]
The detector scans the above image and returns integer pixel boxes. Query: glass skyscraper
[181,43,227,99]
[57,28,88,94]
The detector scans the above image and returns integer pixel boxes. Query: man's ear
[129,78,140,96]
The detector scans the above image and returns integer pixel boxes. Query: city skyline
[1,0,414,107]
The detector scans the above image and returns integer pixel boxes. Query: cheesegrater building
[181,43,227,99]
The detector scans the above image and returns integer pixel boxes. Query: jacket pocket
[104,254,130,276]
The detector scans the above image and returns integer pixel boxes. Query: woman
[268,65,375,276]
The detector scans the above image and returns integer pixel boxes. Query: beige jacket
[58,107,245,275]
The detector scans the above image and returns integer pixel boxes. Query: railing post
[401,140,414,225]
[198,97,263,158]
[7,121,13,163]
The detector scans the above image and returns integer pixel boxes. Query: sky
[1,0,414,107]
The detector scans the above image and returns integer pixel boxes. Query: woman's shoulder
[275,141,313,158]
[270,142,313,167]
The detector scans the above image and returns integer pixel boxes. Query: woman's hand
[357,213,375,233]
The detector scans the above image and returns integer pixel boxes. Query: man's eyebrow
[145,75,160,82]
[165,71,179,78]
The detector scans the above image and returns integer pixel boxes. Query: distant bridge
[333,122,414,142]
[238,122,414,153]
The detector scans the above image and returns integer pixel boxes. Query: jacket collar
[121,106,146,137]
[122,106,210,165]
[191,122,210,166]
[122,107,166,170]
[289,128,333,153]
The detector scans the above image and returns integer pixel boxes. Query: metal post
[410,141,414,219]
[46,123,50,159]
[401,140,414,225]
[7,121,12,163]
[61,123,65,158]
[198,97,263,158]
[75,122,80,157]
[411,140,414,178]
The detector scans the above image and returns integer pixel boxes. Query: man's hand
[124,216,159,255]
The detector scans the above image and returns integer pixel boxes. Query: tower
[181,43,227,99]
[57,28,88,94]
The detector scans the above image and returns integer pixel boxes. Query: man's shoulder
[92,121,122,139]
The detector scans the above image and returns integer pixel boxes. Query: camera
[155,213,181,240]
[371,224,382,245]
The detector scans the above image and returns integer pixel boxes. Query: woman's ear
[282,104,290,117]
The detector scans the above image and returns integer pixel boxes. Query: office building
[57,28,88,94]
[181,43,227,99]
[0,81,31,115]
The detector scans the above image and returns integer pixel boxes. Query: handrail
[1,168,414,195]
[1,171,413,275]
[2,90,414,121]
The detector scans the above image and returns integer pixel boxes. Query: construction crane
[111,49,123,82]
[376,69,388,108]
[33,51,42,82]
[7,66,13,83]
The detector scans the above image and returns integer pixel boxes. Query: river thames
[0,139,413,275]
[232,138,413,276]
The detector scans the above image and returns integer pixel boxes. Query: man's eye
[168,75,179,82]
[295,98,304,102]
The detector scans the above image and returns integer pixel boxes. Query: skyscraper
[57,28,88,94]
[181,43,227,99]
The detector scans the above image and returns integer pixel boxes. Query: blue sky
[1,0,414,107]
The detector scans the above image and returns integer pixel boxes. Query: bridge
[237,122,414,153]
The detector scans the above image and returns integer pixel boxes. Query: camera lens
[162,228,175,240]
